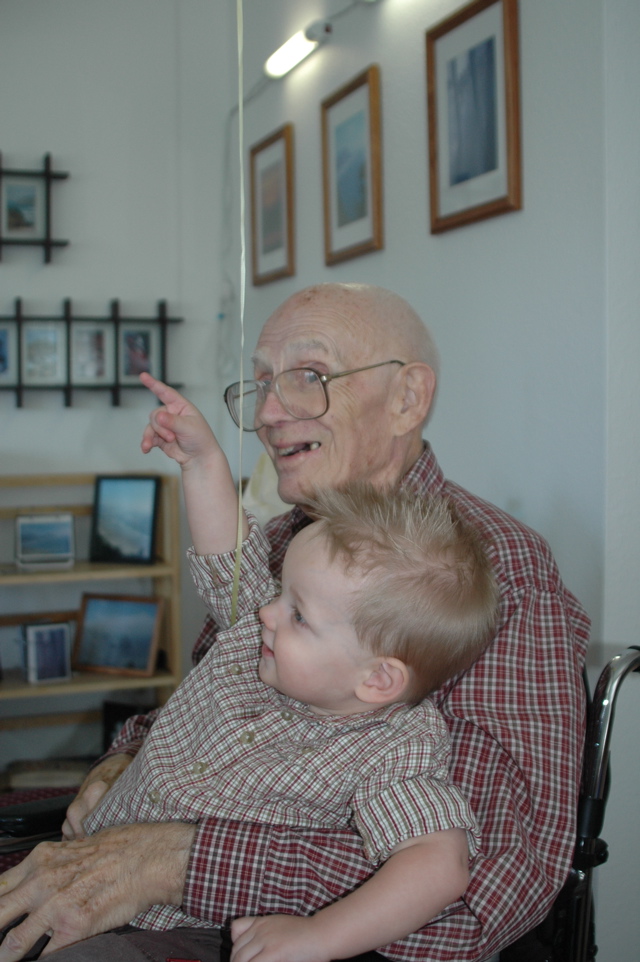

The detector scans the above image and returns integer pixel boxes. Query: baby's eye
[292,607,307,626]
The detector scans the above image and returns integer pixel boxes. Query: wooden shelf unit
[0,473,182,717]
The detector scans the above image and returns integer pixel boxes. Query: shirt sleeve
[187,514,276,629]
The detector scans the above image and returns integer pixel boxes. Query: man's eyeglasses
[224,360,405,432]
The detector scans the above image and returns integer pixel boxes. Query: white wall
[0,0,638,956]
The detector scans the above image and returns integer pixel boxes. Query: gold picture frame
[426,0,522,233]
[321,65,383,265]
[250,123,295,286]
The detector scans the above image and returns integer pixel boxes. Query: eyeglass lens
[228,370,327,430]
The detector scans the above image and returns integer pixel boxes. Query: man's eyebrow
[251,339,332,366]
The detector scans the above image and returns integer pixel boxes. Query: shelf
[0,668,177,702]
[0,560,176,587]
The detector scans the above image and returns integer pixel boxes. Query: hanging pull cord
[231,0,246,625]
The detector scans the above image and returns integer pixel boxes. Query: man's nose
[257,384,292,425]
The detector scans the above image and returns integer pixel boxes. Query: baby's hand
[140,373,221,468]
[230,914,330,962]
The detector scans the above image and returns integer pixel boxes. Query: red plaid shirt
[108,444,589,961]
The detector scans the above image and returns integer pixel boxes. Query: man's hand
[0,821,196,961]
[62,754,133,839]
[231,915,330,962]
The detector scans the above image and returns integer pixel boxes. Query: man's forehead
[252,336,336,367]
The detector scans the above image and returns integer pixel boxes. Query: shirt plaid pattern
[96,518,479,931]
[108,444,590,961]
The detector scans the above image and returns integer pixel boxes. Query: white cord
[231,0,246,625]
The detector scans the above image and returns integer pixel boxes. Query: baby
[82,374,498,962]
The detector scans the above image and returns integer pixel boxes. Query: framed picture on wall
[71,321,115,385]
[21,321,68,386]
[426,0,522,233]
[321,64,383,266]
[0,321,18,386]
[250,123,295,286]
[73,593,163,677]
[118,322,160,384]
[1,176,46,240]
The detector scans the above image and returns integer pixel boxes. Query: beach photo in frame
[21,321,68,386]
[426,0,521,233]
[71,321,115,385]
[89,475,161,564]
[321,64,383,265]
[250,123,295,286]
[25,622,72,684]
[1,176,46,240]
[16,513,75,571]
[118,322,160,384]
[0,321,18,386]
[72,593,163,677]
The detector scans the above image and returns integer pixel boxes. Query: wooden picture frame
[89,475,161,564]
[321,64,383,265]
[73,593,163,677]
[250,123,295,286]
[426,0,521,233]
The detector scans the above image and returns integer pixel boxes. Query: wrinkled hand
[62,754,132,840]
[231,915,329,962]
[140,372,221,469]
[0,821,195,961]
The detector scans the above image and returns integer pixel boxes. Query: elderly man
[0,284,589,962]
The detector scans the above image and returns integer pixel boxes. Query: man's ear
[356,657,412,706]
[393,363,436,435]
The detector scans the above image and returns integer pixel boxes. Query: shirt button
[228,663,243,675]
[239,730,256,745]
[191,761,209,775]
[280,710,293,721]
[148,789,161,805]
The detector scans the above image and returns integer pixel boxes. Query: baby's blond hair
[306,483,499,701]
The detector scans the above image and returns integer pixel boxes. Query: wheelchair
[2,647,639,962]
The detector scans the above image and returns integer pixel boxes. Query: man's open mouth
[278,441,321,457]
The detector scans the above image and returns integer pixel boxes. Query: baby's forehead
[287,522,368,580]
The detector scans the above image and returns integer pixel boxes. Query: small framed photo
[426,0,522,233]
[1,176,46,240]
[71,322,115,385]
[0,321,18,386]
[73,593,163,677]
[89,475,161,564]
[16,513,75,571]
[21,320,68,386]
[118,323,160,384]
[250,123,295,286]
[25,623,72,684]
[321,65,383,266]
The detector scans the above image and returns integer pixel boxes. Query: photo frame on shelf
[1,177,46,241]
[15,513,75,571]
[21,320,68,386]
[73,593,163,677]
[118,322,160,384]
[24,622,72,684]
[71,321,115,386]
[250,123,295,286]
[89,475,161,564]
[321,64,383,266]
[0,321,18,386]
[426,0,521,233]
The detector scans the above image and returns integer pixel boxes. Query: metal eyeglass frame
[224,359,406,432]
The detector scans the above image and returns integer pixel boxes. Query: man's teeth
[280,442,321,456]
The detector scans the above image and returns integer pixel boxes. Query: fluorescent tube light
[264,21,332,79]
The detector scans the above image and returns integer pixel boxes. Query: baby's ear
[356,657,411,705]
